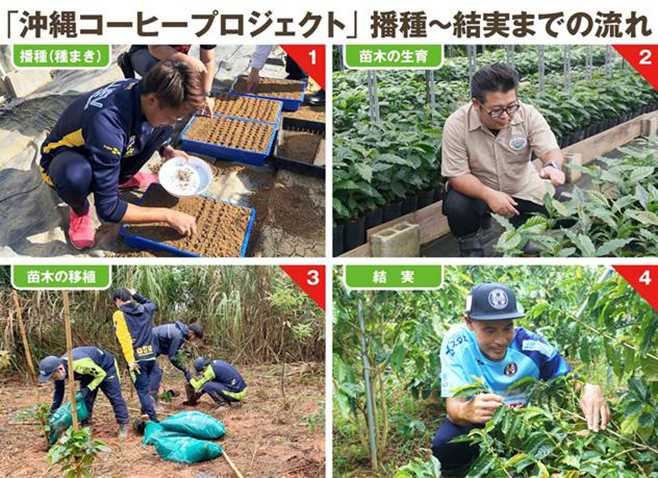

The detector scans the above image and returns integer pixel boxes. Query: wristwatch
[544,161,562,171]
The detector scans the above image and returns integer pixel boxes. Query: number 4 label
[613,266,658,312]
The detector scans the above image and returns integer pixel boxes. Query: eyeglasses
[479,101,520,119]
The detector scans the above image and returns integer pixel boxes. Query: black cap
[466,283,524,321]
[188,323,203,339]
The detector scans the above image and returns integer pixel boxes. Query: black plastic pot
[364,207,383,230]
[333,223,345,257]
[574,130,585,143]
[344,216,366,252]
[401,194,419,215]
[594,121,604,135]
[382,200,403,222]
[558,137,566,149]
[418,188,435,209]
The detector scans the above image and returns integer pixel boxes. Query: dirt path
[0,362,325,478]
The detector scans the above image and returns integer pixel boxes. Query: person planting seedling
[150,321,204,406]
[185,357,248,408]
[441,63,571,257]
[431,282,610,477]
[39,60,204,251]
[37,346,130,438]
[112,288,159,422]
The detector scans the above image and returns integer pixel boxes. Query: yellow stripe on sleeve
[112,310,135,364]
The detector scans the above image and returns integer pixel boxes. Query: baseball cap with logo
[465,283,525,321]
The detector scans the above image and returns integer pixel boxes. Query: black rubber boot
[117,52,135,79]
[457,230,485,257]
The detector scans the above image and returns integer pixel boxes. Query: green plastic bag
[143,422,184,446]
[48,391,89,445]
[144,422,223,464]
[152,434,223,464]
[160,411,226,439]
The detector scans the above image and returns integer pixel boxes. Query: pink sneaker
[68,207,95,250]
[119,173,159,190]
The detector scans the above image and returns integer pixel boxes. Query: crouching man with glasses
[441,63,570,257]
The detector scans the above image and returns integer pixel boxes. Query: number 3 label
[307,269,320,286]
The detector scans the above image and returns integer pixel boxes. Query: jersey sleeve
[50,379,65,413]
[84,110,129,223]
[440,332,472,397]
[113,310,136,364]
[132,292,157,317]
[516,329,572,380]
[72,357,107,391]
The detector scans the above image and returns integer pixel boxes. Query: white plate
[158,156,212,197]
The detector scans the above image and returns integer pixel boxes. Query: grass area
[334,382,444,477]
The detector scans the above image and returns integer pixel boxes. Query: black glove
[184,371,192,382]
[79,387,90,399]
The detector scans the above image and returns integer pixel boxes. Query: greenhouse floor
[421,138,654,257]
[0,46,325,258]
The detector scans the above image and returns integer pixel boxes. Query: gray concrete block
[371,221,420,257]
[641,118,657,137]
[564,153,582,184]
[4,69,53,98]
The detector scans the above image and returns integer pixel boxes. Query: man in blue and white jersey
[431,282,610,476]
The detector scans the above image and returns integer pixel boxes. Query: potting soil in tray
[279,130,324,164]
[185,116,274,153]
[125,184,252,257]
[212,94,281,123]
[232,76,305,100]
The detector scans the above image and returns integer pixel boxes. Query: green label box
[13,45,111,68]
[343,265,444,290]
[344,45,443,69]
[12,265,112,290]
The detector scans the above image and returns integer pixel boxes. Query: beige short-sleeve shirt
[441,101,559,204]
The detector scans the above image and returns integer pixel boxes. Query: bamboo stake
[125,267,134,402]
[223,449,244,478]
[61,291,78,432]
[12,291,39,402]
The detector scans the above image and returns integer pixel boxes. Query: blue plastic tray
[230,77,307,111]
[212,93,283,126]
[179,116,276,166]
[120,185,256,257]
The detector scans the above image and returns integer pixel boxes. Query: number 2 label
[639,49,652,65]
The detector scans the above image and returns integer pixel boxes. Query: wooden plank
[563,111,657,165]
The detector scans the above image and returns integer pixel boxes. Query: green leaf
[575,234,597,257]
[627,210,658,226]
[497,230,522,251]
[354,163,373,182]
[596,238,633,256]
[620,413,640,434]
[552,199,570,217]
[629,166,655,184]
